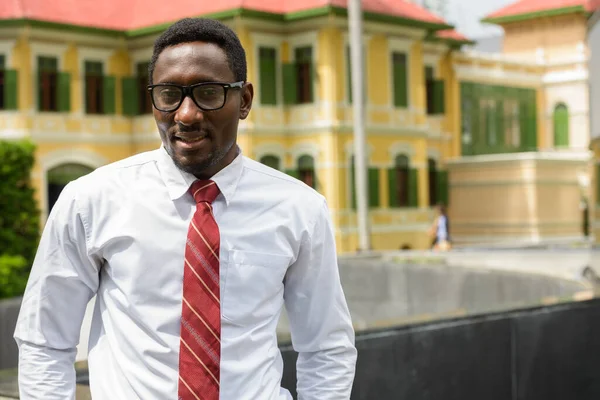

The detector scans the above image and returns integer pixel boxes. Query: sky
[416,0,517,39]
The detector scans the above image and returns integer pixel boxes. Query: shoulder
[241,156,324,199]
[59,150,161,207]
[70,150,158,187]
[240,156,326,218]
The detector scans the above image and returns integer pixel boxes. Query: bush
[0,139,40,298]
[0,255,29,298]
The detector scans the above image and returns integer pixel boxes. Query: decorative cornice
[482,5,589,25]
[0,6,453,40]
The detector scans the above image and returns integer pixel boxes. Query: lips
[171,131,210,151]
[176,136,205,144]
[173,132,207,142]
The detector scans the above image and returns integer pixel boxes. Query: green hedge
[0,139,40,298]
[0,255,28,298]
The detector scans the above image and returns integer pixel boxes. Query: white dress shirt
[14,146,357,400]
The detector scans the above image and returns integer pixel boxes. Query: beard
[168,140,236,178]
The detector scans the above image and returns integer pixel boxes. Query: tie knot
[190,180,220,204]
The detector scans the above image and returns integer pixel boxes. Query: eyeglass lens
[153,84,226,111]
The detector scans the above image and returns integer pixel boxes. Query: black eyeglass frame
[147,81,245,112]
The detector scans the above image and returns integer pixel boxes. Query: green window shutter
[122,77,139,116]
[350,162,356,210]
[520,90,537,151]
[434,80,445,114]
[437,170,449,206]
[471,87,481,153]
[102,75,116,114]
[392,53,408,107]
[408,168,419,207]
[282,63,297,105]
[4,69,18,110]
[347,46,352,104]
[528,91,537,150]
[597,164,600,205]
[460,83,474,156]
[259,47,277,105]
[57,72,70,112]
[518,94,527,151]
[553,104,569,147]
[388,167,398,208]
[368,167,379,208]
[37,71,43,111]
[285,169,300,179]
[308,62,315,103]
[495,98,505,147]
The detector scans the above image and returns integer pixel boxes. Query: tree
[0,139,40,298]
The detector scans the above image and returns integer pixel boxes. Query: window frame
[0,54,5,110]
[388,37,413,110]
[288,32,319,106]
[30,42,67,114]
[84,60,104,114]
[294,45,314,104]
[38,56,59,112]
[78,47,113,116]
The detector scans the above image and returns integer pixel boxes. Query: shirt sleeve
[283,198,357,399]
[14,181,101,400]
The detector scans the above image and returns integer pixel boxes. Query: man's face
[152,41,253,178]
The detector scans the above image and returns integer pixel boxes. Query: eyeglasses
[147,81,245,112]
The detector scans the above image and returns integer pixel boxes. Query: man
[15,18,357,399]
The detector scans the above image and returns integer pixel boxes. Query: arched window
[297,154,315,188]
[428,158,437,206]
[388,155,410,208]
[553,103,569,147]
[47,163,94,213]
[259,154,281,170]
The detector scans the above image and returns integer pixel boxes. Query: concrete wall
[276,253,589,335]
[1,253,590,370]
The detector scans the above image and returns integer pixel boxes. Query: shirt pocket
[221,250,291,325]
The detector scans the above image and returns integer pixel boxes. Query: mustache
[169,123,210,136]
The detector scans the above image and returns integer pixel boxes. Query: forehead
[153,41,234,84]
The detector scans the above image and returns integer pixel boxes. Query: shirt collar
[157,145,243,206]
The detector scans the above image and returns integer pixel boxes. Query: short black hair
[148,18,247,84]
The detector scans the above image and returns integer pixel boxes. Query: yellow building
[0,0,595,252]
[453,0,596,246]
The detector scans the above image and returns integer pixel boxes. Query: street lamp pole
[348,0,371,251]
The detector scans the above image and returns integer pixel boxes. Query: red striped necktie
[178,179,221,400]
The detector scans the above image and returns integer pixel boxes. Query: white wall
[545,81,590,149]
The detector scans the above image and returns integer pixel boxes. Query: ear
[239,82,254,120]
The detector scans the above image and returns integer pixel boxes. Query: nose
[174,96,204,125]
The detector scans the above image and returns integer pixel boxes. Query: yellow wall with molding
[9,17,578,252]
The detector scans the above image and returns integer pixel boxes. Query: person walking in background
[14,17,356,400]
[430,203,451,251]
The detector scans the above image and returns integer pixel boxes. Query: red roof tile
[0,0,451,31]
[485,0,599,21]
[436,29,470,42]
